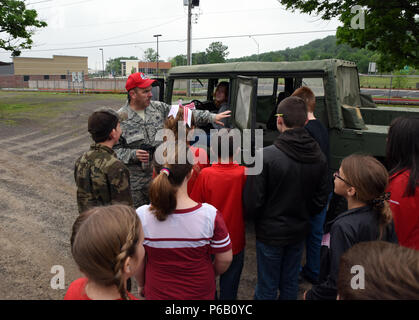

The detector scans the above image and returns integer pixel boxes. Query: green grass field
[0,91,125,125]
[360,76,418,89]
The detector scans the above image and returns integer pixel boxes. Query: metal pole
[187,0,192,97]
[99,48,104,78]
[153,34,162,76]
[388,75,393,104]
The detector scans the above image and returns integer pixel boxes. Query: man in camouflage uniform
[114,72,230,208]
[74,108,133,213]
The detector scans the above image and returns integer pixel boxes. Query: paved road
[360,88,419,99]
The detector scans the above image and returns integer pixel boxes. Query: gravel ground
[0,92,311,300]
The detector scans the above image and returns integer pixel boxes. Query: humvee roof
[168,59,357,77]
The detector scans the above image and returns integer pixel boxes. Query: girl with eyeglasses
[304,154,398,300]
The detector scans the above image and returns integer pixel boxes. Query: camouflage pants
[128,165,153,209]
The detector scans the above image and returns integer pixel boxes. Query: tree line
[170,36,407,74]
[106,35,414,76]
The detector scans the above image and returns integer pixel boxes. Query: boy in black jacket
[292,86,333,284]
[243,96,329,300]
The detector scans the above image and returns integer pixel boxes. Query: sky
[0,0,341,71]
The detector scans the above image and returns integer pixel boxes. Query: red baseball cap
[125,72,156,91]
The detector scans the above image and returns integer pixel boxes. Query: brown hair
[70,210,97,250]
[337,241,419,299]
[149,143,193,221]
[71,205,142,300]
[88,110,119,143]
[215,81,229,107]
[341,154,393,239]
[386,116,419,197]
[276,96,308,128]
[291,86,316,113]
[164,106,195,142]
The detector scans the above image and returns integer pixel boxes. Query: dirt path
[0,94,123,299]
[0,93,311,300]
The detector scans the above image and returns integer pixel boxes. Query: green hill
[227,35,380,73]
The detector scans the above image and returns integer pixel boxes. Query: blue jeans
[219,250,244,300]
[301,193,332,282]
[254,240,304,300]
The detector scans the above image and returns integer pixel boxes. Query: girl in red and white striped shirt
[136,143,232,300]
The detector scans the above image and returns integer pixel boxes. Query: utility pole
[99,48,104,78]
[186,1,192,96]
[184,0,199,96]
[153,34,162,76]
[249,36,259,61]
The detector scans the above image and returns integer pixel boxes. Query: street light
[153,34,162,76]
[249,36,259,61]
[99,48,104,78]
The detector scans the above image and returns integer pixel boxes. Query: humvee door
[231,76,258,132]
[151,78,165,102]
[228,76,258,157]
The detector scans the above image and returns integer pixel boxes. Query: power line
[16,29,337,52]
[42,17,185,47]
[33,0,96,10]
[61,14,185,30]
[26,0,54,5]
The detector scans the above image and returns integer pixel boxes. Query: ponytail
[149,144,193,221]
[164,106,195,141]
[369,192,393,240]
[113,219,138,300]
[149,169,177,221]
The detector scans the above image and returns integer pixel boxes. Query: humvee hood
[274,128,324,164]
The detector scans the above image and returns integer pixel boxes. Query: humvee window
[172,79,207,103]
[257,78,274,95]
[336,66,361,107]
[301,78,324,96]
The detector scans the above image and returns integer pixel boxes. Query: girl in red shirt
[65,205,145,300]
[386,116,419,250]
[154,105,209,194]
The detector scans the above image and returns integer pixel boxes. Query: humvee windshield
[167,73,327,138]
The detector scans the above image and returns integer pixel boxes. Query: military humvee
[164,59,419,171]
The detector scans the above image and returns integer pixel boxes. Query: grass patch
[360,76,419,89]
[0,91,125,125]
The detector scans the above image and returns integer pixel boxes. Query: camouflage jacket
[74,143,133,213]
[113,100,216,166]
